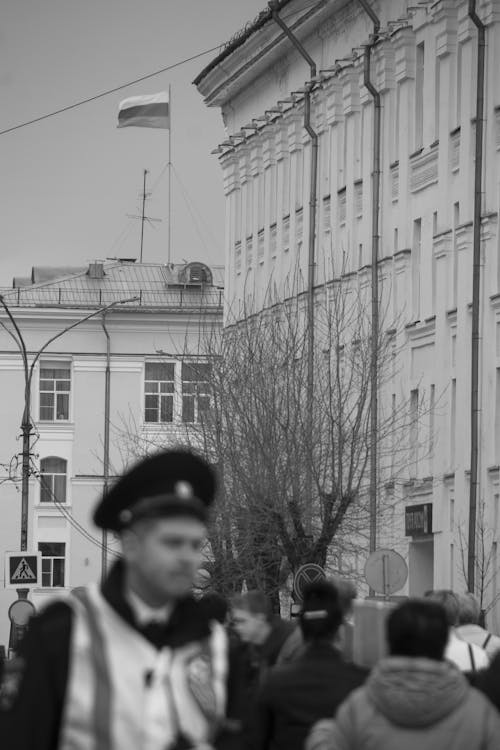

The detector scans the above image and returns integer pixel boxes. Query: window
[412,218,422,319]
[39,543,66,587]
[415,43,425,149]
[434,57,440,140]
[450,378,457,464]
[410,388,419,476]
[182,362,211,423]
[456,43,463,127]
[144,362,175,423]
[40,457,67,503]
[39,363,71,421]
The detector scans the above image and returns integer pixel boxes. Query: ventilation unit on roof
[177,262,213,286]
[88,262,105,279]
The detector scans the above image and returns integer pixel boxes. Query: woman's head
[300,580,343,642]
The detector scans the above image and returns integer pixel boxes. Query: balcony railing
[0,285,224,310]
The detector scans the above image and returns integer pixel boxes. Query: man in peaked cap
[0,449,240,750]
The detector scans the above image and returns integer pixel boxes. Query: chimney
[88,261,105,279]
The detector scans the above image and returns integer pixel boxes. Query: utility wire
[0,45,221,137]
[0,0,323,138]
[172,165,215,255]
[33,471,121,558]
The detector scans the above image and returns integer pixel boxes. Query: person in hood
[306,599,500,750]
[251,580,367,750]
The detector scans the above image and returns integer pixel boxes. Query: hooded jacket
[307,656,500,750]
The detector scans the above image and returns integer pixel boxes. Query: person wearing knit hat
[0,448,239,750]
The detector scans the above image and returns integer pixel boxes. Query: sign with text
[405,503,433,537]
[5,552,41,588]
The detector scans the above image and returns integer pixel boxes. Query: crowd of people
[1,448,500,750]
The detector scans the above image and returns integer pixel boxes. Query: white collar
[125,587,172,625]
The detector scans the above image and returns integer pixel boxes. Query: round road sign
[293,563,325,601]
[8,599,36,626]
[364,548,408,596]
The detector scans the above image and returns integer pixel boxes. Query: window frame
[181,361,212,424]
[39,361,71,422]
[144,361,176,425]
[38,542,66,588]
[39,456,68,505]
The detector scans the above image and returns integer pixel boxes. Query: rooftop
[193,1,292,87]
[0,260,224,311]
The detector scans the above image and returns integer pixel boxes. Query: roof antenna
[126,169,162,263]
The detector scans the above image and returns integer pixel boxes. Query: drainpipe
[269,2,318,542]
[358,0,381,555]
[467,0,486,594]
[101,314,111,583]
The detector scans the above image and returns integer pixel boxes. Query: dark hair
[332,578,357,616]
[198,591,229,624]
[424,589,459,627]
[387,599,449,660]
[231,591,273,622]
[300,580,343,642]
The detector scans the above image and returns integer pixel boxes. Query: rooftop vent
[177,262,213,286]
[88,261,105,279]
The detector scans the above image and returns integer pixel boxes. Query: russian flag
[117,92,169,129]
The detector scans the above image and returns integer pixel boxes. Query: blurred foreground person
[252,580,367,750]
[455,592,500,659]
[0,450,235,750]
[307,599,500,750]
[425,589,488,673]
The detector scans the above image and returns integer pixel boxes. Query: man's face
[122,516,206,603]
[232,607,267,644]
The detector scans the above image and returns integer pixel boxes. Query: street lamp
[0,295,138,551]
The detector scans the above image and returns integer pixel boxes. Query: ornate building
[196,0,500,627]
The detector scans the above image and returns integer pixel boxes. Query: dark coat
[251,641,368,750]
[475,652,500,712]
[0,561,244,750]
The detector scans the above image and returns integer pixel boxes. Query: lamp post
[0,295,138,551]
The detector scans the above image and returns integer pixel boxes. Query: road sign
[8,599,36,625]
[364,548,408,597]
[5,552,41,588]
[293,563,325,602]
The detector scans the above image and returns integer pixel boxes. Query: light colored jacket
[445,629,489,672]
[307,656,500,750]
[456,623,500,660]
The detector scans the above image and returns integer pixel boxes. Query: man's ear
[120,528,140,560]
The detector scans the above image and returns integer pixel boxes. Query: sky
[0,0,266,285]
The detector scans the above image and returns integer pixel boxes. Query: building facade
[195,0,500,628]
[0,259,223,647]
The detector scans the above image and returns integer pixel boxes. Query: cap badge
[175,480,194,499]
[119,509,133,525]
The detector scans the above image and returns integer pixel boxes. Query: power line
[0,0,323,138]
[32,471,121,558]
[0,45,221,137]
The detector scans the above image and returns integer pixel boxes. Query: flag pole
[168,84,172,265]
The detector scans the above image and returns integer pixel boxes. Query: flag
[117,91,169,129]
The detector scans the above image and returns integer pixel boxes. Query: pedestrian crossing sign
[5,552,41,588]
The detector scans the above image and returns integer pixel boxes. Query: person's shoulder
[470,642,489,667]
[467,685,500,718]
[32,599,73,634]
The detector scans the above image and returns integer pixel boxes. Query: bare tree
[458,502,500,622]
[113,275,431,606]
